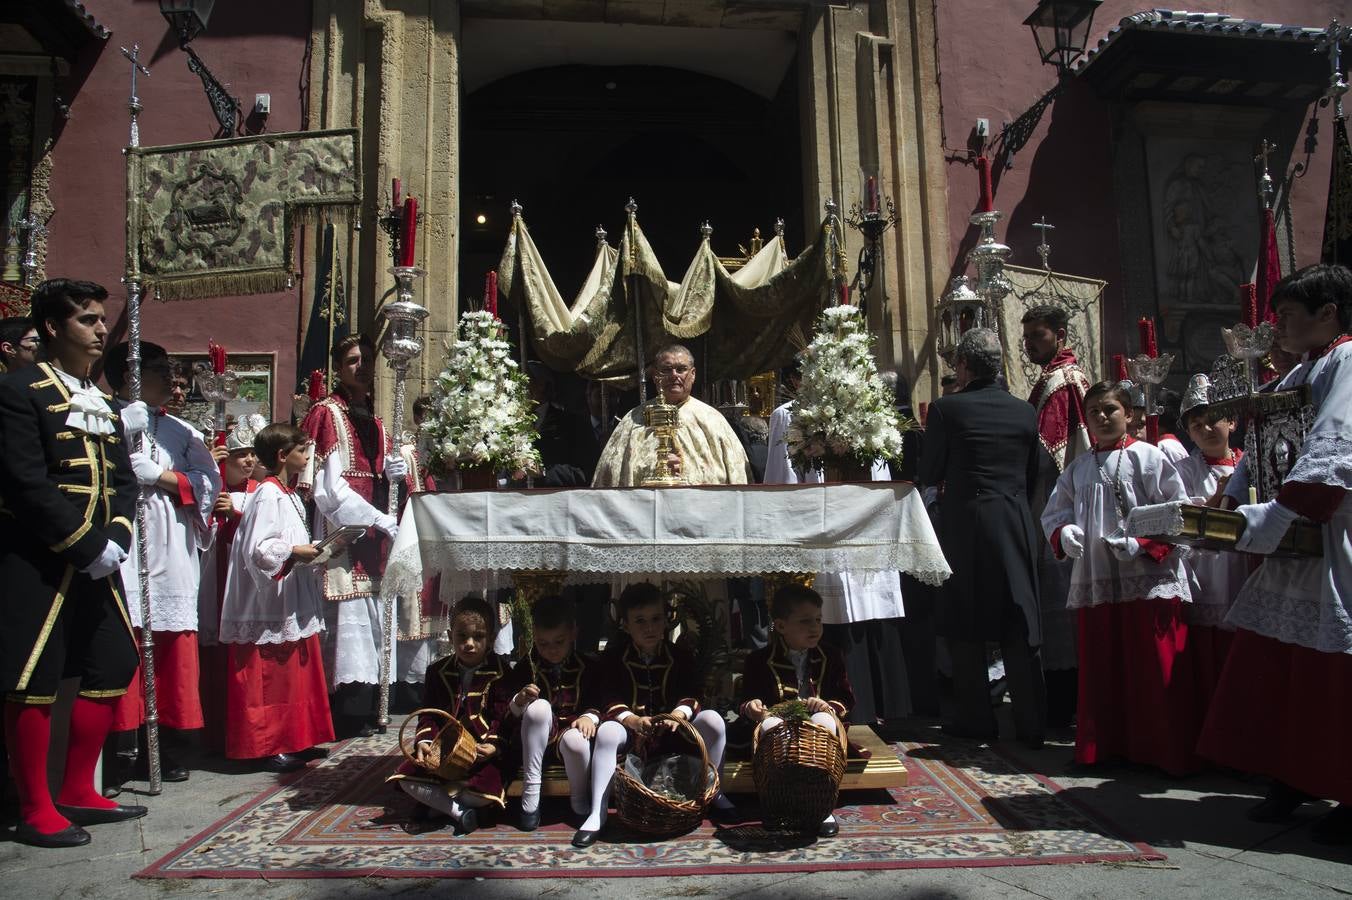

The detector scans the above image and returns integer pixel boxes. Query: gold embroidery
[45,402,71,413]
[109,516,132,532]
[78,688,128,699]
[59,484,95,495]
[50,520,92,553]
[16,566,74,691]
[60,458,94,469]
[54,430,79,441]
[109,581,134,639]
[6,693,58,705]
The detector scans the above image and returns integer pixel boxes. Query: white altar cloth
[382,483,950,599]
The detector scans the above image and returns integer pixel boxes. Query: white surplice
[218,480,324,645]
[119,411,221,632]
[1041,438,1192,609]
[1174,450,1247,627]
[764,401,905,624]
[1225,340,1352,654]
[198,486,256,646]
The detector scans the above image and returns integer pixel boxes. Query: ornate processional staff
[120,42,162,795]
[376,199,429,732]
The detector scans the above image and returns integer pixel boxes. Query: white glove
[384,453,409,481]
[129,449,164,486]
[81,540,127,580]
[120,400,150,437]
[1236,500,1299,555]
[375,513,399,541]
[1059,524,1085,559]
[1104,534,1142,561]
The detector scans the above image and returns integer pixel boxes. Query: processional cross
[1032,216,1055,271]
[119,44,150,148]
[1254,138,1278,210]
[1318,20,1351,118]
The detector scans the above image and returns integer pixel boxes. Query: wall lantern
[158,0,214,45]
[1023,0,1102,76]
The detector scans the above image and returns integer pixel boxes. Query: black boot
[1247,781,1314,823]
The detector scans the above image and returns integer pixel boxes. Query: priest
[592,344,751,487]
[1021,305,1091,727]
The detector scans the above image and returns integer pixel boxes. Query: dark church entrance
[459,63,805,350]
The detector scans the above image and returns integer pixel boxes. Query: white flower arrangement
[788,304,911,471]
[421,310,542,476]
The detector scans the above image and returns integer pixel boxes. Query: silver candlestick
[376,264,429,732]
[967,210,1013,334]
[193,362,240,440]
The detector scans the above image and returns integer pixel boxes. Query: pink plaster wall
[44,0,310,416]
[934,0,1342,359]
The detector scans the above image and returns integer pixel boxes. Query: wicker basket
[613,714,720,836]
[752,710,848,831]
[398,708,479,782]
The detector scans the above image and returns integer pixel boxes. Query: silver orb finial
[699,220,712,239]
[509,199,523,218]
[595,224,608,246]
[625,197,638,216]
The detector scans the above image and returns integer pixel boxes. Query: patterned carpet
[136,733,1161,879]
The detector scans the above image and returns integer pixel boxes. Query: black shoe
[1311,805,1352,845]
[518,807,541,832]
[1247,782,1314,823]
[817,818,839,838]
[708,803,744,826]
[13,822,91,848]
[262,753,307,774]
[294,746,329,761]
[134,754,189,783]
[456,808,479,835]
[56,803,148,826]
[571,828,600,848]
[356,724,381,738]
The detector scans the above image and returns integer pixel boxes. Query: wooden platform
[505,725,906,797]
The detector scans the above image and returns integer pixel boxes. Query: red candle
[209,340,226,375]
[1240,283,1259,328]
[866,175,878,213]
[391,177,401,211]
[398,197,418,267]
[838,281,850,306]
[1137,317,1158,358]
[1113,353,1128,381]
[976,155,994,213]
[308,368,326,402]
[485,270,498,318]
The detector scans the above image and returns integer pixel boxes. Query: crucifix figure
[1318,20,1351,117]
[1254,138,1277,211]
[1032,216,1055,271]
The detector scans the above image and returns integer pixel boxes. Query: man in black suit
[528,363,600,486]
[919,328,1046,747]
[0,279,145,847]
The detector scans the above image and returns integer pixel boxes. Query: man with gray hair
[919,329,1046,747]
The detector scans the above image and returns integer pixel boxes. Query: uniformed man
[0,279,145,847]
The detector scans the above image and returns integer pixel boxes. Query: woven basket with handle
[613,713,720,836]
[398,708,479,782]
[752,708,848,831]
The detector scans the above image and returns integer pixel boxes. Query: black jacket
[918,378,1042,643]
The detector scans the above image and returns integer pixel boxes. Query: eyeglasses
[653,365,692,377]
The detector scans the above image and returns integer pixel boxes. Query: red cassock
[501,648,601,763]
[388,653,515,807]
[201,478,259,752]
[225,634,334,759]
[112,630,202,732]
[1075,597,1202,776]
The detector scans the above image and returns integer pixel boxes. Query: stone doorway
[459,62,805,334]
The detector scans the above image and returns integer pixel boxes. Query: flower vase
[822,460,871,483]
[456,464,498,490]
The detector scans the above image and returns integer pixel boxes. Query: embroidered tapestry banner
[127,129,358,300]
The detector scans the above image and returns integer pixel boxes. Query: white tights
[759,711,839,825]
[580,710,730,833]
[399,780,492,824]
[519,699,593,814]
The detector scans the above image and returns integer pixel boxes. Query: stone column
[798,1,951,403]
[305,0,462,434]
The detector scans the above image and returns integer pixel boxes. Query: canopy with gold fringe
[126,128,359,301]
[497,207,838,384]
